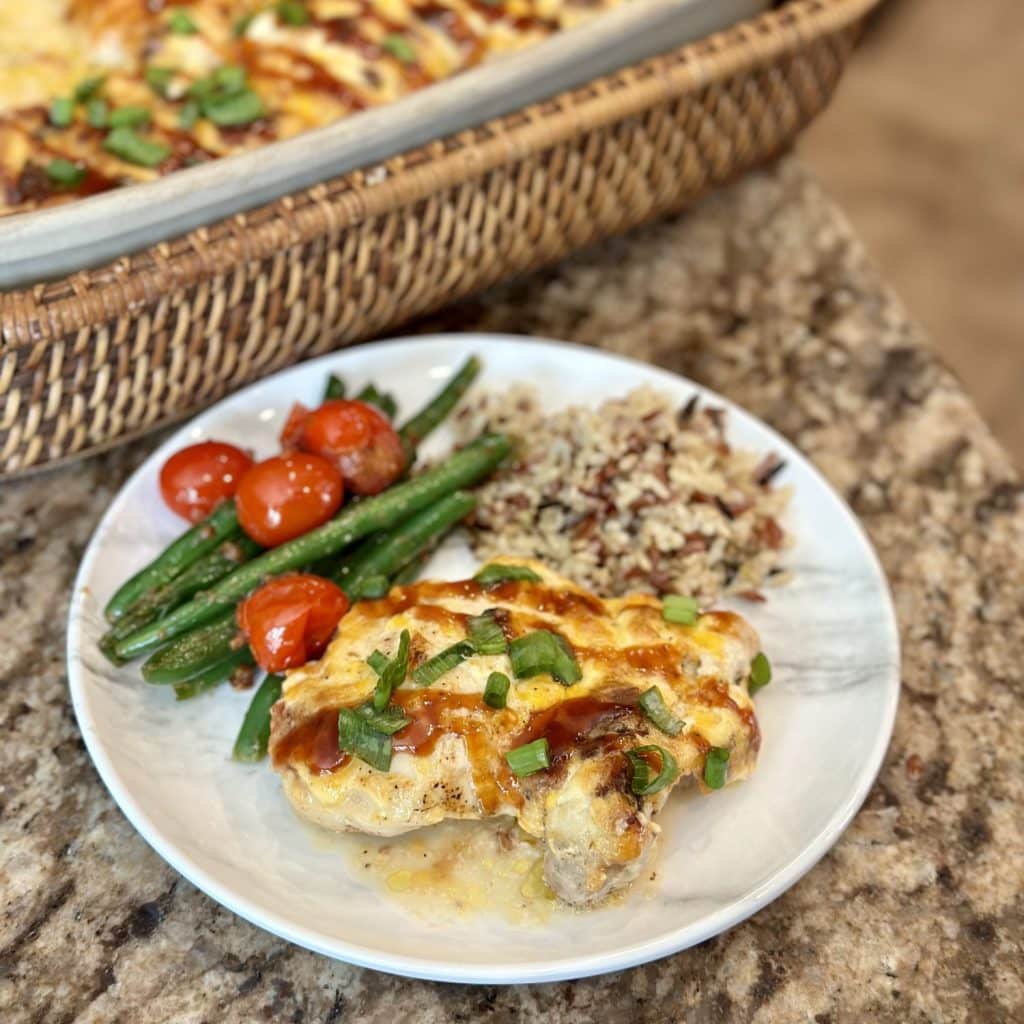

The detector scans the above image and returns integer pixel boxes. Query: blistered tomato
[158,440,253,523]
[235,452,343,546]
[237,574,350,672]
[299,399,406,496]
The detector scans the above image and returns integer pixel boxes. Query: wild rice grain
[454,386,792,601]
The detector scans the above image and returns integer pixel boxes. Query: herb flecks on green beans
[173,647,255,700]
[141,609,240,684]
[334,491,476,600]
[104,500,240,623]
[100,535,260,663]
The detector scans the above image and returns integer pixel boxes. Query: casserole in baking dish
[0,0,630,215]
[0,0,768,284]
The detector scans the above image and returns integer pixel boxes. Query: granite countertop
[1,157,1021,1023]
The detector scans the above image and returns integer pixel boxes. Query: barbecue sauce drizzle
[270,577,758,805]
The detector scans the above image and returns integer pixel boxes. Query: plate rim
[67,332,901,984]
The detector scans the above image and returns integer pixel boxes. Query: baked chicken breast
[269,558,762,905]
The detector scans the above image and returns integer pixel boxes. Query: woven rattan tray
[0,0,878,477]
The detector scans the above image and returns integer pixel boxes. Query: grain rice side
[453,386,791,602]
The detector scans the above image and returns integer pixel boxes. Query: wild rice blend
[454,386,791,602]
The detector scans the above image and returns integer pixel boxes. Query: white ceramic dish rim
[0,0,768,287]
[67,333,901,984]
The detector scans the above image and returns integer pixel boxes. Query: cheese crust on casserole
[269,557,762,905]
[0,0,626,215]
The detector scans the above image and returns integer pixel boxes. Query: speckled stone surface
[1,157,1021,1023]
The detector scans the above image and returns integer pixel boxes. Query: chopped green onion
[338,708,392,771]
[276,0,310,25]
[86,98,108,128]
[467,609,506,656]
[474,564,542,587]
[382,34,416,64]
[662,594,699,625]
[49,97,74,127]
[214,64,247,93]
[508,630,581,686]
[626,745,679,796]
[637,686,684,736]
[167,8,198,33]
[355,383,397,419]
[145,66,175,98]
[703,747,730,790]
[179,99,199,130]
[103,127,170,167]
[354,574,390,600]
[324,373,346,400]
[505,738,550,777]
[411,641,473,688]
[73,75,105,102]
[483,672,510,710]
[45,159,86,188]
[108,106,151,129]
[368,629,409,710]
[354,702,410,735]
[749,652,772,695]
[367,650,389,675]
[201,89,264,126]
[190,65,246,103]
[233,13,255,37]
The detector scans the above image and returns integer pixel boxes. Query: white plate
[67,335,900,984]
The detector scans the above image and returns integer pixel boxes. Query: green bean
[141,609,240,683]
[143,491,478,678]
[104,501,240,623]
[333,491,476,599]
[323,373,346,400]
[393,555,429,586]
[355,382,397,419]
[398,355,480,448]
[107,357,474,628]
[352,574,389,598]
[138,531,372,679]
[173,647,255,700]
[100,535,261,662]
[232,673,284,761]
[113,434,509,659]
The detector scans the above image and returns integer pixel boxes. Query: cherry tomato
[279,402,310,450]
[237,574,350,672]
[299,399,406,496]
[158,440,253,523]
[235,453,343,547]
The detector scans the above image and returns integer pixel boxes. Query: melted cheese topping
[270,558,760,825]
[0,0,628,214]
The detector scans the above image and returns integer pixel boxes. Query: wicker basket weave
[0,0,877,477]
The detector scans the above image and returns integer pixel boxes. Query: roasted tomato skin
[237,574,350,672]
[279,402,310,449]
[158,440,253,523]
[299,399,406,496]
[235,453,343,547]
